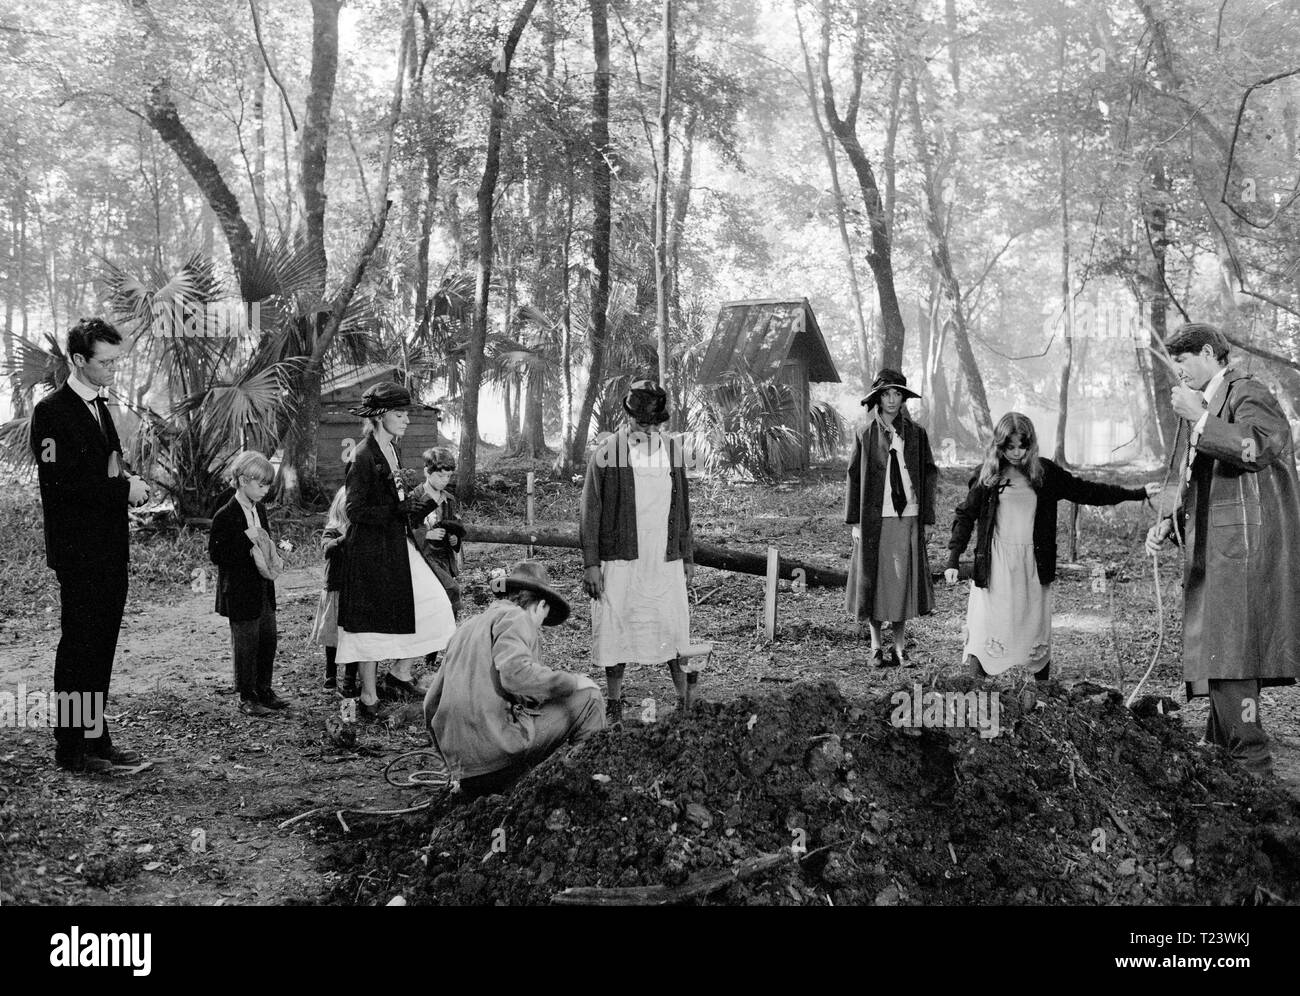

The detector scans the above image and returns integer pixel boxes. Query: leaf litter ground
[4,462,1300,905]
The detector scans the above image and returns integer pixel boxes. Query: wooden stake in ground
[763,545,779,640]
[526,472,535,557]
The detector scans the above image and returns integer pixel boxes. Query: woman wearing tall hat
[337,382,457,717]
[580,379,699,723]
[844,369,939,666]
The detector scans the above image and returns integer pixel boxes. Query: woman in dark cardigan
[336,383,456,716]
[945,412,1158,679]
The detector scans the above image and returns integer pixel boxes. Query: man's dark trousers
[53,564,128,758]
[1206,678,1272,776]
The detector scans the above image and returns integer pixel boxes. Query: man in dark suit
[30,318,149,773]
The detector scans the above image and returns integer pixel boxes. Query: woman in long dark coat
[336,383,456,716]
[844,369,938,667]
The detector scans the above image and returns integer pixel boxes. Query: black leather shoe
[94,745,142,766]
[259,690,290,710]
[339,676,359,698]
[239,698,274,717]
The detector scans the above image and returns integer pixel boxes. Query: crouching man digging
[1146,322,1300,777]
[423,561,606,797]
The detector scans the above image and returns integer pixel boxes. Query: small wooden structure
[699,298,840,472]
[317,363,448,494]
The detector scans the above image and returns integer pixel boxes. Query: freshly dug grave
[317,680,1300,905]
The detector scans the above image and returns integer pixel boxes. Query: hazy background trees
[3,0,1299,507]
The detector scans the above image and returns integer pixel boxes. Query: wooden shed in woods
[317,363,449,495]
[699,298,840,472]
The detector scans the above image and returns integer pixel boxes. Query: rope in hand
[1125,417,1185,709]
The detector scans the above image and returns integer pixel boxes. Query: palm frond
[0,416,35,473]
[0,333,66,395]
[809,400,847,457]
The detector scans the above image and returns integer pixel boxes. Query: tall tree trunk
[301,0,342,279]
[250,44,267,232]
[906,75,993,439]
[667,104,696,326]
[571,0,611,469]
[3,187,20,418]
[414,147,439,338]
[504,378,519,451]
[457,0,540,503]
[15,183,28,342]
[653,0,675,410]
[279,90,295,237]
[796,15,870,392]
[817,1,906,369]
[1053,22,1073,465]
[281,0,344,507]
[558,163,576,469]
[517,5,557,459]
[1146,153,1177,454]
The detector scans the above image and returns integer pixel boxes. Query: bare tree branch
[248,0,299,131]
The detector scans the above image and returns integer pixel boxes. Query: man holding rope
[1146,323,1300,777]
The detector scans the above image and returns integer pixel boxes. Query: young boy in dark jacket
[209,451,288,716]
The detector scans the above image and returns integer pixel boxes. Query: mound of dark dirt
[317,680,1300,906]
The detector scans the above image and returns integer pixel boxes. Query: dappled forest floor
[3,458,1300,905]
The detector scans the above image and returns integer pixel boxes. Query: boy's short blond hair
[227,450,275,486]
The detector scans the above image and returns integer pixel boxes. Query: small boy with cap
[423,560,605,797]
[419,445,466,620]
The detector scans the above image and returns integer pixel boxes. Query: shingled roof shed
[700,298,840,472]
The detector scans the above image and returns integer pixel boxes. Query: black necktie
[889,448,907,516]
[93,396,111,441]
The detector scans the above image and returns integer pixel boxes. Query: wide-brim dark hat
[623,379,670,425]
[349,381,434,418]
[495,560,570,626]
[861,369,922,409]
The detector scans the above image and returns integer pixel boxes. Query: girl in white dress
[945,412,1157,678]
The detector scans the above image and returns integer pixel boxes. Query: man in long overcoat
[1147,323,1300,776]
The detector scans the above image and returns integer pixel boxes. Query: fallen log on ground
[462,523,1112,588]
[462,523,849,587]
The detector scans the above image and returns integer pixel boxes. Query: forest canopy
[2,0,1299,506]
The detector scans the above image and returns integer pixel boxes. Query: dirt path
[0,566,434,906]
[4,549,1298,905]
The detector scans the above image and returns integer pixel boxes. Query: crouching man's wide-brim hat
[861,368,922,409]
[349,381,435,418]
[494,560,571,626]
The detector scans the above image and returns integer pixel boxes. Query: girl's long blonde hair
[325,485,349,533]
[978,412,1044,487]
